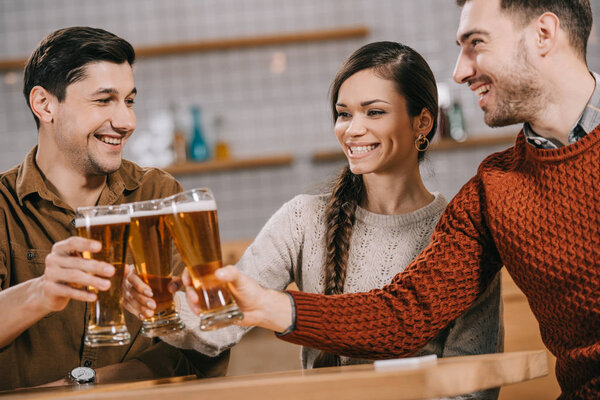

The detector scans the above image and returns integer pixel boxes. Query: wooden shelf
[164,154,294,176]
[0,26,369,71]
[312,134,517,163]
[430,133,517,151]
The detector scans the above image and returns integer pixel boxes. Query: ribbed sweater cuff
[274,291,296,336]
[276,290,330,346]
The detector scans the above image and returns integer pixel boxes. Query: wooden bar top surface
[0,350,547,400]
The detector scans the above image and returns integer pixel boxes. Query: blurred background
[2,0,597,241]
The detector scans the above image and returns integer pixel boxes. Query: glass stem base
[141,312,186,337]
[84,325,131,347]
[198,303,244,331]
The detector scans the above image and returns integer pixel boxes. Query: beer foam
[129,208,172,218]
[75,214,131,228]
[169,199,217,213]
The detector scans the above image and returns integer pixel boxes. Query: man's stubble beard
[57,135,121,177]
[484,38,547,128]
[87,149,122,176]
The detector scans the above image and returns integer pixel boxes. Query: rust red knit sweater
[281,129,600,399]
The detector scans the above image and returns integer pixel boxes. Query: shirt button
[26,251,35,260]
[83,360,92,367]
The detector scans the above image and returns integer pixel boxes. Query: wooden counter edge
[10,351,546,400]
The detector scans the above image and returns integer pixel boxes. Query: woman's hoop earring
[414,134,430,151]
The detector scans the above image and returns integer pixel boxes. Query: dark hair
[456,0,592,60]
[23,26,136,128]
[313,41,438,368]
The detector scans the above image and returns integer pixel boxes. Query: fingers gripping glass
[126,199,185,337]
[163,188,243,331]
[75,205,131,347]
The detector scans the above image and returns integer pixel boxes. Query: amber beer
[163,188,243,330]
[75,205,131,347]
[127,200,184,336]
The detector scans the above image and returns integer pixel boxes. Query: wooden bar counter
[1,350,547,400]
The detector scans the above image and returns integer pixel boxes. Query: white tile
[0,0,598,238]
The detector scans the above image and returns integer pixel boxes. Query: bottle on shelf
[189,106,210,162]
[213,115,230,160]
[436,82,467,142]
[448,100,467,142]
[436,82,451,140]
[170,102,188,165]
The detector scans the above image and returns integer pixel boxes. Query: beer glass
[127,199,185,337]
[162,188,243,330]
[75,205,131,346]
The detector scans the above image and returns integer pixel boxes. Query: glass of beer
[127,199,185,337]
[162,188,243,331]
[75,205,131,346]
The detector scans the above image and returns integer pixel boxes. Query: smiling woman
[306,43,502,378]
[333,68,430,179]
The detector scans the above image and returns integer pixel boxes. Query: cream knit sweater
[163,192,502,373]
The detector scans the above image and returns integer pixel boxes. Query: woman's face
[334,68,420,176]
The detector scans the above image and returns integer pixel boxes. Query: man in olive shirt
[0,27,228,389]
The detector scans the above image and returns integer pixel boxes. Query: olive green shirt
[0,147,228,390]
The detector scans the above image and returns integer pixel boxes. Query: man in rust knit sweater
[186,0,599,398]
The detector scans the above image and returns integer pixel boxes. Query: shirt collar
[579,71,600,133]
[523,71,600,149]
[16,146,141,207]
[16,146,51,204]
[99,160,141,205]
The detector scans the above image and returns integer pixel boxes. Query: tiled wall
[1,0,599,240]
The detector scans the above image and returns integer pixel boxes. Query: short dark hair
[456,0,592,60]
[23,26,136,128]
[329,41,438,162]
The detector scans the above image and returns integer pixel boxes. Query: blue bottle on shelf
[189,106,210,161]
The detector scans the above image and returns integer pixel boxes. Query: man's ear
[534,12,560,57]
[29,86,57,124]
[413,108,434,137]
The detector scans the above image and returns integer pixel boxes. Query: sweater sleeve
[160,196,304,354]
[279,176,503,359]
[235,195,304,288]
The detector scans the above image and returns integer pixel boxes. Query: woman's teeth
[349,144,377,155]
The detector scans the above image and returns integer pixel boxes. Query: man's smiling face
[453,0,545,127]
[52,61,137,176]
